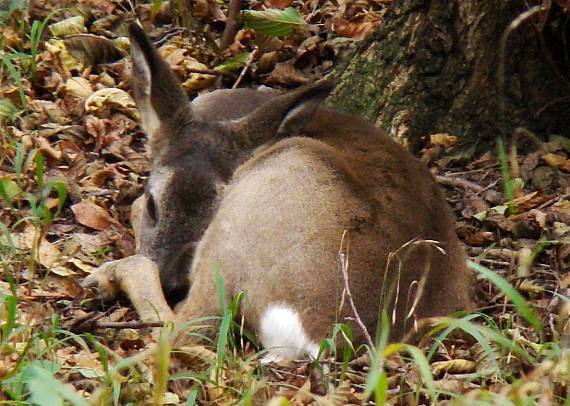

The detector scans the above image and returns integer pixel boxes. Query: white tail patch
[259,304,319,363]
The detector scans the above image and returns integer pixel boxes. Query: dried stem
[186,67,232,76]
[339,231,375,349]
[435,175,484,193]
[95,320,165,329]
[232,46,259,89]
[221,0,243,50]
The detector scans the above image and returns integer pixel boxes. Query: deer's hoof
[81,260,122,300]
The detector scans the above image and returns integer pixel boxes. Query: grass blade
[470,261,542,332]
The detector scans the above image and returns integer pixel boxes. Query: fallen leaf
[531,166,555,189]
[180,59,217,92]
[16,225,74,275]
[192,0,209,18]
[331,17,379,40]
[430,133,459,147]
[71,200,120,231]
[67,258,96,274]
[431,359,477,375]
[461,192,489,219]
[71,231,114,258]
[550,200,570,224]
[547,134,570,154]
[265,0,293,9]
[35,136,63,161]
[512,191,551,212]
[64,34,127,67]
[64,77,93,99]
[45,38,84,74]
[265,61,308,86]
[542,153,570,172]
[85,88,139,119]
[49,16,87,37]
[457,225,496,246]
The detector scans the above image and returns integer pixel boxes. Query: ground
[0,0,569,404]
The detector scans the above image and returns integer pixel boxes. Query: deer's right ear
[129,24,190,155]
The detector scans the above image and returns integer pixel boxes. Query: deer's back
[186,108,472,343]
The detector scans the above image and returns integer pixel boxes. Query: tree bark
[330,0,570,151]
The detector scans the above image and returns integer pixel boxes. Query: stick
[95,320,165,329]
[232,46,259,89]
[339,231,375,349]
[221,0,243,50]
[435,175,485,193]
[186,67,232,76]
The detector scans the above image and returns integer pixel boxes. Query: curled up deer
[82,23,473,362]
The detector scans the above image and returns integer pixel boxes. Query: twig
[535,95,570,117]
[498,4,548,137]
[221,0,243,50]
[338,231,375,349]
[537,192,570,210]
[23,292,74,300]
[95,320,165,329]
[474,258,512,267]
[443,165,500,176]
[232,46,259,89]
[435,175,485,193]
[153,27,186,47]
[186,67,232,77]
[476,303,516,312]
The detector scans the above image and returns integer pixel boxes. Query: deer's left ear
[226,81,334,148]
[129,23,191,155]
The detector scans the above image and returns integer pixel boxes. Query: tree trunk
[330,0,570,151]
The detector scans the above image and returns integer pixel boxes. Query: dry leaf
[515,279,545,294]
[16,225,75,275]
[72,232,114,258]
[180,58,216,92]
[85,88,139,119]
[550,200,570,224]
[511,191,550,212]
[542,153,570,172]
[265,61,308,86]
[331,17,379,40]
[431,359,477,374]
[49,16,87,37]
[64,34,126,67]
[71,200,120,231]
[45,38,84,73]
[457,225,495,246]
[265,0,294,9]
[35,136,63,161]
[64,77,93,99]
[430,133,459,147]
[193,0,210,18]
[67,257,96,273]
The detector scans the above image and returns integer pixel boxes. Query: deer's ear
[227,81,334,147]
[129,24,190,155]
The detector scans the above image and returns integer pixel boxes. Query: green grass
[1,225,568,404]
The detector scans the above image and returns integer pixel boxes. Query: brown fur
[83,24,473,350]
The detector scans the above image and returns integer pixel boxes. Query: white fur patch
[259,304,319,363]
[148,167,174,200]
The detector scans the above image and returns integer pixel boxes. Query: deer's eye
[146,195,158,224]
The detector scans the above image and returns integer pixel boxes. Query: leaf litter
[0,0,569,404]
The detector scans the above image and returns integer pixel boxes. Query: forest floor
[0,0,569,404]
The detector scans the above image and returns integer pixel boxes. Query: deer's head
[128,24,333,298]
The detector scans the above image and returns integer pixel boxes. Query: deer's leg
[131,195,145,252]
[82,255,175,323]
[171,271,224,347]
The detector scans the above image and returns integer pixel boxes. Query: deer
[82,23,473,362]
